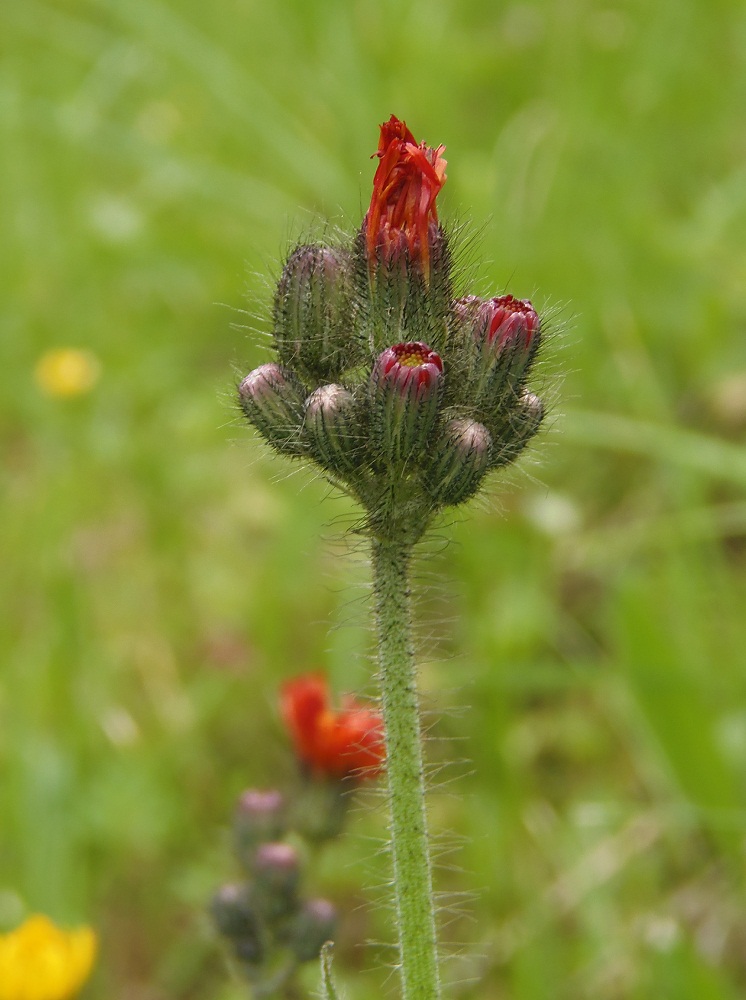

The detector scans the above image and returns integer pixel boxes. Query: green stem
[372,538,440,1000]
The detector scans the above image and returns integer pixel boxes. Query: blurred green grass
[2,0,746,996]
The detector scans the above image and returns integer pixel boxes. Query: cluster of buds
[239,115,545,544]
[212,674,384,990]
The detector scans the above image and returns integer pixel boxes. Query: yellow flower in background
[0,915,97,1000]
[34,349,101,399]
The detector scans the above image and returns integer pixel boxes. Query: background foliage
[2,0,746,997]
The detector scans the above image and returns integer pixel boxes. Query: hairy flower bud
[478,295,540,351]
[364,116,447,286]
[273,245,357,381]
[211,884,264,963]
[238,363,307,455]
[286,898,337,963]
[304,384,362,479]
[491,391,545,468]
[234,789,286,865]
[451,294,541,414]
[426,418,492,507]
[370,342,443,464]
[252,842,301,911]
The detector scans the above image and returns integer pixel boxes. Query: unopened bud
[273,245,358,381]
[491,391,545,468]
[238,363,307,455]
[452,295,541,414]
[211,884,264,963]
[234,789,286,864]
[370,342,443,464]
[449,295,483,341]
[426,418,492,506]
[515,390,544,434]
[304,384,362,479]
[286,898,337,963]
[478,295,540,351]
[252,842,300,917]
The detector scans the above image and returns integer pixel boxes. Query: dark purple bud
[286,898,337,962]
[211,884,263,963]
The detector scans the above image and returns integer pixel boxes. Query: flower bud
[234,789,286,865]
[478,295,540,351]
[426,418,492,506]
[370,342,443,464]
[252,842,300,918]
[491,391,544,468]
[304,384,363,479]
[452,294,541,414]
[363,116,447,288]
[273,245,358,381]
[450,294,483,330]
[211,884,264,963]
[286,898,337,963]
[238,363,307,455]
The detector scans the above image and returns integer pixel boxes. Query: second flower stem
[372,538,440,1000]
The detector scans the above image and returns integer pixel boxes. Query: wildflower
[370,342,443,463]
[34,349,100,399]
[280,673,385,780]
[363,114,447,282]
[0,914,97,1000]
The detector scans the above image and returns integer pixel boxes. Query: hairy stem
[372,538,440,1000]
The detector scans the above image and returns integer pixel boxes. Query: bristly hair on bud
[370,341,444,466]
[304,384,363,482]
[238,363,308,456]
[445,294,542,422]
[273,244,361,382]
[426,417,492,507]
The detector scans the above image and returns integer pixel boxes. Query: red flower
[373,341,444,395]
[364,114,447,282]
[280,674,385,780]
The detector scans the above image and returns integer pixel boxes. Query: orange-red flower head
[280,674,385,780]
[364,115,447,283]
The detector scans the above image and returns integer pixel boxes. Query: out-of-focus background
[2,0,746,997]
